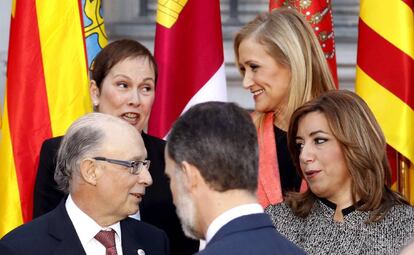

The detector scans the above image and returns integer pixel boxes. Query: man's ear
[181,161,202,190]
[79,159,98,186]
[89,80,100,107]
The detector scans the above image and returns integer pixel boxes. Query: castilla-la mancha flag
[148,0,227,138]
[356,0,414,202]
[269,0,338,86]
[0,0,106,237]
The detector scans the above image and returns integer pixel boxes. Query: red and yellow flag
[356,0,414,201]
[0,0,106,236]
[148,0,227,138]
[269,0,338,86]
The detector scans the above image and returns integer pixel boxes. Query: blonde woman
[234,8,335,207]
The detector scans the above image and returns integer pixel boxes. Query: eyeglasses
[93,157,150,175]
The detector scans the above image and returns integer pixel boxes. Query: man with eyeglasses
[0,113,170,255]
[165,102,304,255]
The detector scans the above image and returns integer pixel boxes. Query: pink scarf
[256,112,307,208]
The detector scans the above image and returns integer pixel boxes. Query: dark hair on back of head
[167,101,258,193]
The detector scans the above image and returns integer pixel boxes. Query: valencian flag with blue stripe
[148,0,227,138]
[0,0,107,236]
[356,0,414,202]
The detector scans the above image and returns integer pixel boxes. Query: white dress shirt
[66,195,123,255]
[205,203,264,244]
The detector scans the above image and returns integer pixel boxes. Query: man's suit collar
[207,213,274,246]
[47,199,149,255]
[120,218,149,255]
[47,198,86,255]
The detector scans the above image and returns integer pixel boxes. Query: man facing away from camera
[164,102,305,255]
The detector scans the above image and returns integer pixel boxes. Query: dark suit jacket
[33,133,199,255]
[0,199,169,255]
[196,213,305,255]
[0,243,15,255]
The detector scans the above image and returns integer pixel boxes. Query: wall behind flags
[103,0,359,110]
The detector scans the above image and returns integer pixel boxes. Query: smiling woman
[234,8,336,208]
[33,39,200,255]
[265,90,414,254]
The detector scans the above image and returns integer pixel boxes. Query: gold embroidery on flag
[156,0,188,28]
[299,0,311,9]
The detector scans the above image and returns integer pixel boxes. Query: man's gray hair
[54,113,123,193]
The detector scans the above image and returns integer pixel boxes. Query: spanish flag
[0,0,106,236]
[148,0,227,138]
[269,0,338,86]
[356,0,414,201]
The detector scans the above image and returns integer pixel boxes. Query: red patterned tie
[94,229,118,255]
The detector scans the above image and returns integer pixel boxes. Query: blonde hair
[286,90,407,222]
[234,8,335,126]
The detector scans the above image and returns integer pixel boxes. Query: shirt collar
[318,197,363,216]
[66,195,122,247]
[205,203,263,243]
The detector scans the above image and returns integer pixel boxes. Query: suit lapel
[47,200,86,255]
[121,219,146,255]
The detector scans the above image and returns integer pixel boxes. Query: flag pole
[398,154,410,201]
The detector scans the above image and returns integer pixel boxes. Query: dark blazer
[196,213,305,255]
[0,243,15,255]
[0,199,170,255]
[33,133,199,255]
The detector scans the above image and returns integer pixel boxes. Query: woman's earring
[93,102,99,111]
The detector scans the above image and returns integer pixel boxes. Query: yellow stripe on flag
[11,0,16,17]
[360,0,414,59]
[36,0,92,137]
[356,66,414,163]
[0,95,23,237]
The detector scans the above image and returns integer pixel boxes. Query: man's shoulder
[220,213,273,234]
[1,208,59,248]
[1,204,86,255]
[43,136,63,146]
[201,213,304,255]
[0,241,16,255]
[40,136,63,153]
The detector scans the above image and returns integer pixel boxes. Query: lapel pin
[137,249,145,255]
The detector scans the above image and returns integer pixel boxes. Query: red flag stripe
[357,18,414,109]
[150,0,224,137]
[7,0,52,222]
[402,0,413,11]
